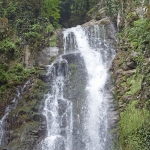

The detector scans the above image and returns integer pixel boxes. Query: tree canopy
[42,0,60,25]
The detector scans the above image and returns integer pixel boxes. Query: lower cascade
[0,80,30,146]
[39,24,116,150]
[39,58,73,150]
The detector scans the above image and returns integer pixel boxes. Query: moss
[69,63,77,77]
[49,34,57,47]
[24,31,42,45]
[88,7,96,14]
[5,77,46,148]
[95,7,106,20]
[120,100,149,149]
[46,24,55,34]
[125,74,143,95]
[99,18,110,25]
[8,121,41,149]
[0,38,16,53]
[49,56,56,63]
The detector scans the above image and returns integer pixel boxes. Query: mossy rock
[3,77,47,148]
[95,7,106,20]
[125,74,143,95]
[120,100,149,149]
[7,122,43,150]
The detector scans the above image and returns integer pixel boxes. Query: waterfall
[40,58,73,150]
[40,24,115,150]
[0,80,30,145]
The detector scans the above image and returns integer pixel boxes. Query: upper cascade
[63,25,115,150]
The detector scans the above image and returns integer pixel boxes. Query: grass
[120,100,149,149]
[126,74,143,95]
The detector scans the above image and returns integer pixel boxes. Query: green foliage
[7,63,30,85]
[24,32,42,45]
[0,64,8,90]
[31,24,41,32]
[120,101,150,149]
[88,0,99,9]
[42,0,60,26]
[69,63,77,76]
[126,74,143,95]
[5,2,18,20]
[45,24,55,34]
[116,2,150,149]
[120,101,148,135]
[0,72,7,84]
[106,0,120,16]
[118,18,150,66]
[59,0,96,27]
[0,0,60,99]
[49,35,57,47]
[0,39,16,53]
[0,63,37,92]
[128,19,150,48]
[1,0,60,49]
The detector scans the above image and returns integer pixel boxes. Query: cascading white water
[41,24,115,150]
[40,58,73,150]
[63,25,115,150]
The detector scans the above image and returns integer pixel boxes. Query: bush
[0,39,16,53]
[0,72,8,84]
[24,31,42,44]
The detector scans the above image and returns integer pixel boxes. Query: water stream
[40,58,73,150]
[41,24,115,150]
[0,80,30,145]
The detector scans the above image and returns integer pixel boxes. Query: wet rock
[126,61,137,69]
[58,99,68,116]
[32,114,45,122]
[0,147,11,150]
[37,47,59,66]
[85,1,106,22]
[24,45,34,69]
[122,69,136,75]
[1,78,47,150]
[95,7,106,20]
[83,17,111,27]
[56,29,64,54]
[117,12,125,30]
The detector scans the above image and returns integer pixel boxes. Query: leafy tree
[59,0,90,27]
[106,0,121,16]
[59,0,72,25]
[42,0,60,26]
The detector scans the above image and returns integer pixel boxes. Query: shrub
[24,31,42,44]
[0,39,16,53]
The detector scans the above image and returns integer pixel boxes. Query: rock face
[0,78,47,150]
[85,0,106,22]
[37,47,59,67]
[112,1,150,149]
[24,45,34,68]
[0,18,8,38]
[63,53,87,150]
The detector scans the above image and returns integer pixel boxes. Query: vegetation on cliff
[0,0,59,118]
[0,0,103,105]
[59,0,101,27]
[111,0,150,149]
